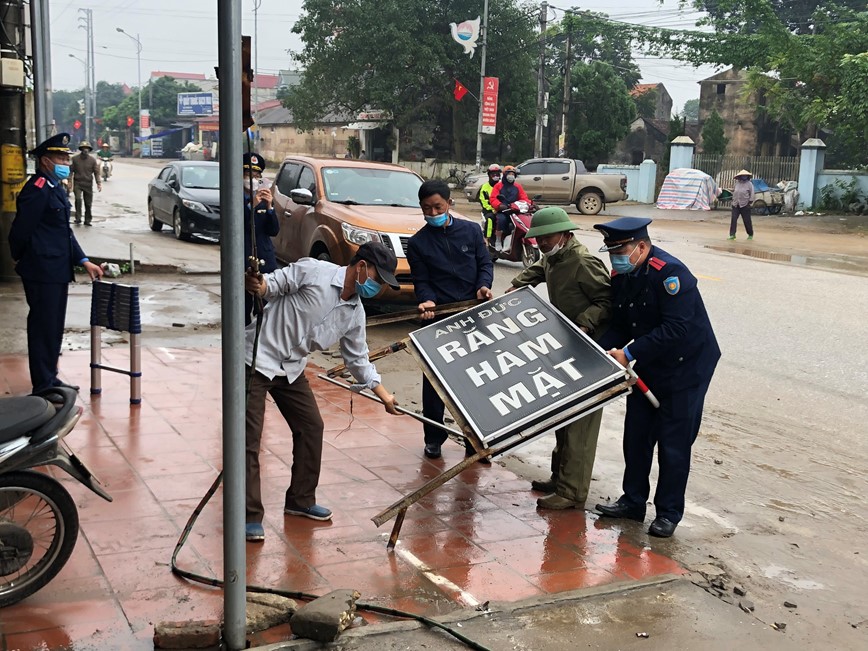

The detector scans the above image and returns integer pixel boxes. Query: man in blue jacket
[407,180,494,460]
[243,152,280,325]
[9,133,103,395]
[593,217,720,538]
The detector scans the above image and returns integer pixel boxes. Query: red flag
[126,116,135,127]
[73,119,82,130]
[453,80,468,101]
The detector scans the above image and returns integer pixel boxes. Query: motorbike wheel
[0,471,78,607]
[522,242,540,268]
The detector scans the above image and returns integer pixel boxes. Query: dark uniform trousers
[550,409,604,503]
[245,369,324,524]
[422,375,475,453]
[73,185,94,224]
[622,375,713,524]
[23,282,69,393]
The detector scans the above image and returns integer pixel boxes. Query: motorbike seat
[0,397,56,443]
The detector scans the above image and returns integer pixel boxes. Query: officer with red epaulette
[9,133,103,396]
[592,217,720,538]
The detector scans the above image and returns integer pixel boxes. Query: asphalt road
[2,159,865,646]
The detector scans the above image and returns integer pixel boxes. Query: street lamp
[69,53,90,141]
[116,27,142,138]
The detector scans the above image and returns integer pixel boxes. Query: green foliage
[286,0,537,161]
[634,88,658,119]
[691,0,866,36]
[565,61,635,167]
[818,177,866,212]
[660,116,686,173]
[95,82,128,116]
[701,109,728,155]
[682,98,700,122]
[52,89,85,130]
[102,77,202,130]
[555,11,642,88]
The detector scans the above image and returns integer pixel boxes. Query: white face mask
[543,234,566,258]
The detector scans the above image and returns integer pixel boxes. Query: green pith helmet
[525,207,578,238]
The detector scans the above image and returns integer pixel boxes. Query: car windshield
[321,167,421,207]
[181,166,220,189]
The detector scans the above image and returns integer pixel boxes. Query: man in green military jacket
[508,207,612,509]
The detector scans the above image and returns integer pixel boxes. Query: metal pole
[534,1,547,158]
[474,0,489,171]
[217,0,246,648]
[560,25,571,157]
[29,0,52,143]
[90,11,97,141]
[253,0,261,122]
[136,34,142,139]
[79,9,91,142]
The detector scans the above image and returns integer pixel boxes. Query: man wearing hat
[509,207,612,510]
[242,241,401,541]
[69,140,102,225]
[730,169,755,240]
[593,217,720,537]
[9,133,104,396]
[242,152,279,324]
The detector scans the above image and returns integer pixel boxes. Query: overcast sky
[48,0,721,112]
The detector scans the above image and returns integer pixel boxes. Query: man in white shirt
[243,242,401,541]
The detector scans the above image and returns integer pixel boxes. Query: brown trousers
[246,369,324,523]
[549,409,604,502]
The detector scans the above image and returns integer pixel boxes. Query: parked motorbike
[482,199,541,268]
[100,158,113,181]
[0,388,111,607]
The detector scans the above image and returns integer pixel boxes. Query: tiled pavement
[0,347,683,650]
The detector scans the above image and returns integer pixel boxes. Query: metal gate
[692,154,800,189]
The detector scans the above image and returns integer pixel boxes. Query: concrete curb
[248,574,684,650]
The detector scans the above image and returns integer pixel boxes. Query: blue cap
[243,151,266,172]
[593,217,653,252]
[29,133,73,158]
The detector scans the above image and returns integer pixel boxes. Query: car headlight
[342,223,382,246]
[182,199,208,212]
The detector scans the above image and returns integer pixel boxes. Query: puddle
[763,564,825,590]
[706,244,868,275]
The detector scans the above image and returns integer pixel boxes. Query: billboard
[481,77,499,135]
[177,92,214,116]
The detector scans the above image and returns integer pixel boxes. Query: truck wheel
[577,192,603,215]
[753,199,768,215]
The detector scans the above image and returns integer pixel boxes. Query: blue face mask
[355,264,382,298]
[53,164,71,180]
[424,212,449,228]
[610,246,638,274]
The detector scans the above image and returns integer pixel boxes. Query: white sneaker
[495,240,503,251]
[502,234,512,251]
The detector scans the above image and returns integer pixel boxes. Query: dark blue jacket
[243,199,280,273]
[10,170,86,284]
[407,216,493,304]
[598,245,720,395]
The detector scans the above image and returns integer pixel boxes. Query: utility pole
[253,0,261,122]
[78,8,93,142]
[534,1,548,158]
[90,12,97,140]
[1,0,27,280]
[474,0,489,170]
[559,25,571,157]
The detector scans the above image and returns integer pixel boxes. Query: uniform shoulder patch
[648,257,666,271]
[610,269,618,278]
[34,176,46,189]
[664,276,680,295]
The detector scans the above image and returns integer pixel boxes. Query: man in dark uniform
[242,152,279,325]
[593,217,720,538]
[9,133,103,395]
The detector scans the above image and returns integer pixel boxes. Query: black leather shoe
[423,444,442,459]
[54,382,80,392]
[648,517,677,538]
[531,479,556,493]
[595,501,645,522]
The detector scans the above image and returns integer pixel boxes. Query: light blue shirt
[244,258,381,389]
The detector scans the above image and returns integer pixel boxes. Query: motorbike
[482,199,541,268]
[0,387,112,607]
[100,158,113,181]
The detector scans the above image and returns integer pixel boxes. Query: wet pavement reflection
[0,348,683,649]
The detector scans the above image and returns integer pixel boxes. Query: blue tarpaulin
[135,126,188,142]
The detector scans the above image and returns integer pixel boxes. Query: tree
[102,76,202,130]
[682,99,700,122]
[554,11,642,88]
[286,0,537,161]
[701,109,727,155]
[634,88,659,119]
[565,61,635,167]
[691,0,865,36]
[52,89,85,132]
[95,82,128,117]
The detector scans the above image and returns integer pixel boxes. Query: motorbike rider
[478,164,501,246]
[97,142,113,179]
[490,165,531,252]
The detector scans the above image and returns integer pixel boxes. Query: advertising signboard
[177,92,215,116]
[409,288,627,446]
[481,77,499,135]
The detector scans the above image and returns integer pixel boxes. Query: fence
[692,154,800,189]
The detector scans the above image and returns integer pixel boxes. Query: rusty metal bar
[387,508,407,551]
[325,338,408,378]
[364,299,480,328]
